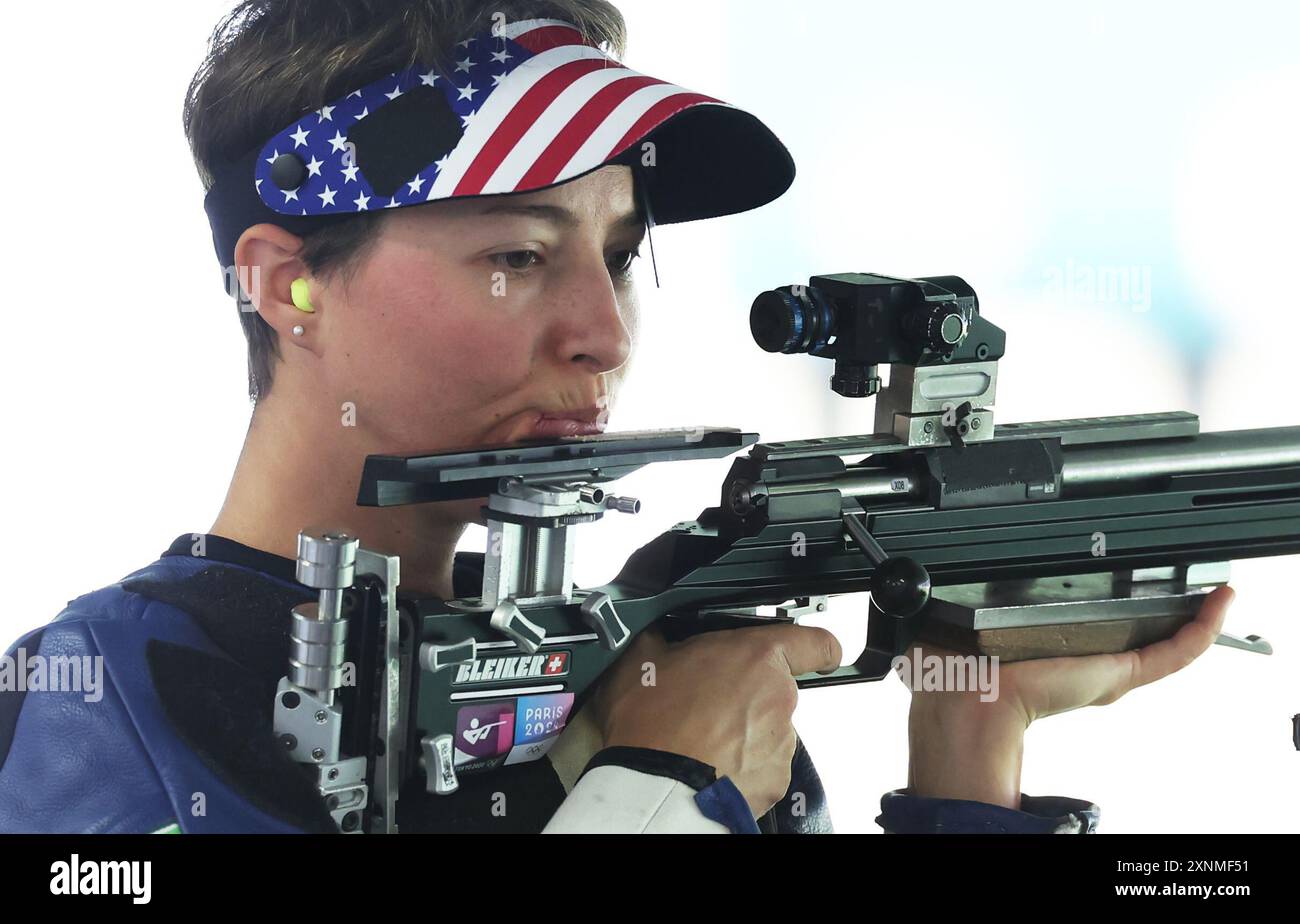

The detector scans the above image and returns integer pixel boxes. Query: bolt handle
[843,511,932,619]
[869,556,932,620]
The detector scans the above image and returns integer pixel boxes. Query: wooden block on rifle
[916,613,1194,662]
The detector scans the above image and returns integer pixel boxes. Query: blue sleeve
[0,621,177,833]
[694,777,760,834]
[876,788,1100,833]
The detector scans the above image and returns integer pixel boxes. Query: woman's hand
[901,585,1235,808]
[586,623,841,817]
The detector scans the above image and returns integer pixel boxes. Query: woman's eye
[494,250,540,272]
[608,247,640,276]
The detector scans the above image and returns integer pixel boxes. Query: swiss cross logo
[451,649,572,685]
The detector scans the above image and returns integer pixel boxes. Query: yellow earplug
[290,278,316,313]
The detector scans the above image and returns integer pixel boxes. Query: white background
[2,0,1297,832]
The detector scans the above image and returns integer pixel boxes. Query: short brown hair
[184,0,628,403]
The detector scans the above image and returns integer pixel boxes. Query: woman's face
[314,164,642,454]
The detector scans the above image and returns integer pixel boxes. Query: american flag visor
[203,18,795,275]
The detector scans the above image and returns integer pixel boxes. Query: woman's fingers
[1123,584,1233,692]
[1029,584,1235,715]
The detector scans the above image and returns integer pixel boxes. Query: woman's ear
[233,223,322,356]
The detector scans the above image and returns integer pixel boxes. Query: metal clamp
[481,478,639,610]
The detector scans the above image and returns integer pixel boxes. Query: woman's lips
[526,415,607,438]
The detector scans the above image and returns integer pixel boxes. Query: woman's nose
[552,264,633,374]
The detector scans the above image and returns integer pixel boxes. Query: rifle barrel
[754,426,1300,503]
[1059,426,1300,487]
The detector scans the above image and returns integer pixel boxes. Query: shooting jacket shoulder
[0,549,331,833]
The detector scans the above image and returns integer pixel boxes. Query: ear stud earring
[292,325,305,337]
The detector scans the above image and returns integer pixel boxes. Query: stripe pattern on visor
[253,18,728,217]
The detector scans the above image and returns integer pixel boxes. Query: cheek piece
[201,17,796,297]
